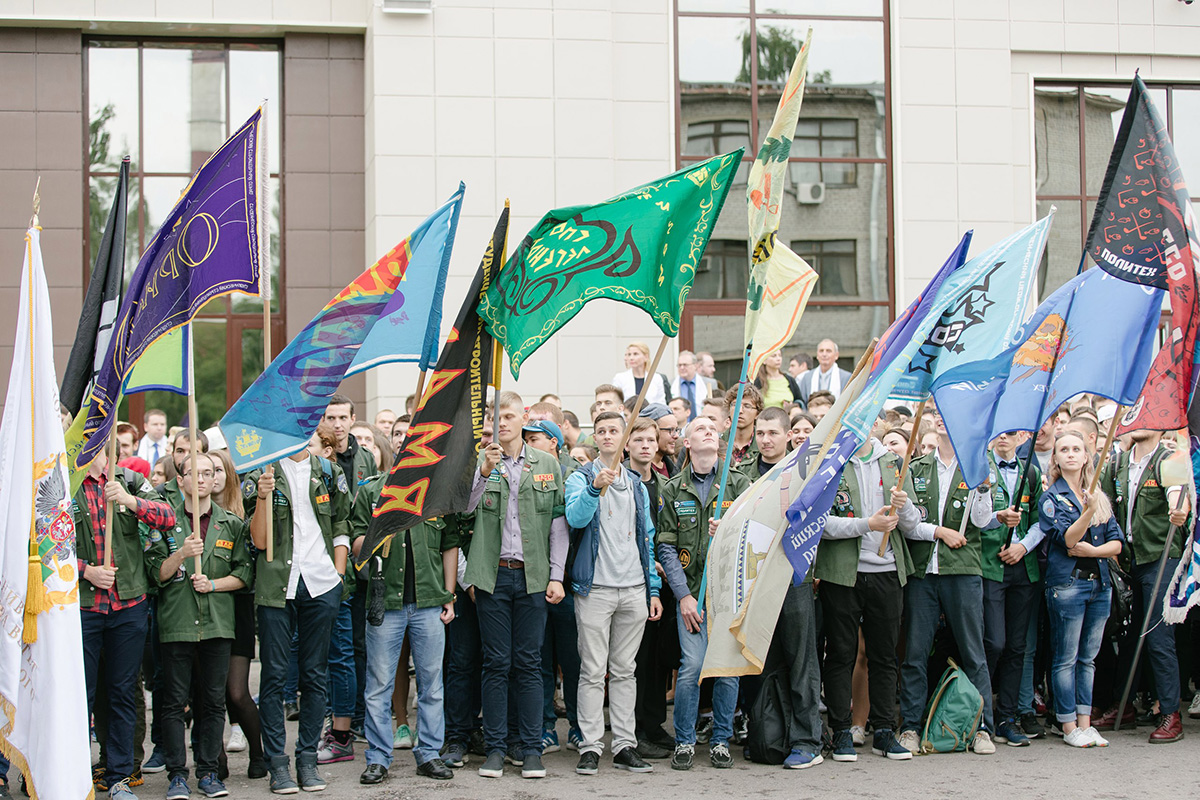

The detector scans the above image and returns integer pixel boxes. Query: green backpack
[919,659,983,754]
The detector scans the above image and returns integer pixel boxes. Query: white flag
[0,227,93,799]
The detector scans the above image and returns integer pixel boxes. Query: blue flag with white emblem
[936,268,1163,487]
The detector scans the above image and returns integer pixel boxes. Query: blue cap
[522,419,564,450]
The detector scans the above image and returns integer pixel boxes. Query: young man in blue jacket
[564,412,663,776]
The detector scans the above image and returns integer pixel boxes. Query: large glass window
[1033,80,1194,298]
[676,1,892,377]
[86,38,282,432]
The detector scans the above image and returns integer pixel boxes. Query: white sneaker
[226,724,247,753]
[1084,727,1109,747]
[971,730,995,755]
[1189,693,1200,719]
[1063,727,1094,748]
[850,725,866,747]
[897,729,920,755]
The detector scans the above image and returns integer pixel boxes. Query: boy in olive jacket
[815,436,922,763]
[352,473,460,784]
[899,423,995,755]
[75,448,176,798]
[146,453,252,798]
[464,391,568,780]
[656,415,750,771]
[246,425,353,793]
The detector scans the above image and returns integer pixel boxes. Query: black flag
[356,206,508,567]
[61,157,128,415]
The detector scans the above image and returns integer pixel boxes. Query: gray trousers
[575,585,648,755]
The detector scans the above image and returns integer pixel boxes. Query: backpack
[919,659,983,754]
[745,659,791,765]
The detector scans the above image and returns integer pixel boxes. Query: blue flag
[841,215,1053,443]
[936,268,1163,487]
[220,187,463,472]
[782,428,861,584]
[65,106,269,487]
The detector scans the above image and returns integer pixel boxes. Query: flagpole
[184,327,202,577]
[601,333,671,497]
[878,398,926,557]
[24,218,48,642]
[1087,407,1122,498]
[260,100,274,563]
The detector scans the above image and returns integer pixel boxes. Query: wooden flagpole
[878,398,926,557]
[185,327,203,576]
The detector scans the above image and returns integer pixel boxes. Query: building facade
[0,0,1196,422]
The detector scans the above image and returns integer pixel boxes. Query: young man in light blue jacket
[565,411,663,777]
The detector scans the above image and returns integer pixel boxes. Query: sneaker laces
[676,743,694,755]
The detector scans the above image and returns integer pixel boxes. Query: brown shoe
[1093,703,1137,731]
[1148,711,1184,743]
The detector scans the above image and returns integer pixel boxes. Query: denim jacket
[1041,477,1125,590]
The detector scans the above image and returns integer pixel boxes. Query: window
[794,239,856,296]
[85,38,282,430]
[676,1,892,375]
[1033,80,1198,299]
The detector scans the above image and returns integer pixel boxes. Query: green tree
[738,25,803,84]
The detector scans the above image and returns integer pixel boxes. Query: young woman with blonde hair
[1040,430,1125,748]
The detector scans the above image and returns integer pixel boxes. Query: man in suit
[671,350,708,423]
[797,339,852,404]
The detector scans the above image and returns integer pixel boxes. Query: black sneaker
[695,717,714,744]
[636,739,672,759]
[416,759,453,780]
[671,743,694,771]
[614,747,653,773]
[441,742,468,768]
[468,729,487,756]
[709,741,734,769]
[284,703,300,722]
[831,728,858,762]
[504,745,524,766]
[247,758,269,780]
[295,758,325,792]
[871,728,912,761]
[478,752,504,779]
[1020,712,1044,739]
[576,751,600,775]
[732,712,749,745]
[359,764,387,785]
[521,752,546,779]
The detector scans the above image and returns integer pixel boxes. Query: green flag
[478,150,744,377]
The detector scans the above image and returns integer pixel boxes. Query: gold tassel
[23,531,45,644]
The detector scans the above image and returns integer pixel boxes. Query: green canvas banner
[478,149,744,377]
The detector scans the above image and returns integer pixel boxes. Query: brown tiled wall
[282,32,367,411]
[0,27,84,416]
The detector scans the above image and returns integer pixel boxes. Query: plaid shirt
[78,471,176,614]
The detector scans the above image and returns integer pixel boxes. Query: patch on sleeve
[1042,496,1055,519]
[242,478,257,499]
[337,472,349,494]
[678,549,691,568]
[140,480,153,493]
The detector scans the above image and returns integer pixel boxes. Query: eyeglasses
[184,470,215,480]
[659,426,680,436]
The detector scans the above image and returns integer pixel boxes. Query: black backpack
[745,659,790,764]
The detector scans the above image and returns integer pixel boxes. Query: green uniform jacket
[814,451,917,588]
[351,474,460,609]
[1101,444,1188,568]
[146,501,253,642]
[242,454,353,608]
[656,463,751,597]
[721,432,759,468]
[465,446,565,595]
[75,468,169,608]
[908,453,984,577]
[342,442,378,501]
[981,454,1042,584]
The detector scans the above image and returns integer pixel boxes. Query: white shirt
[919,451,992,575]
[1126,448,1155,540]
[278,456,349,600]
[136,434,168,465]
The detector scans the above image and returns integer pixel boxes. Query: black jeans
[258,579,341,764]
[444,588,483,745]
[476,567,548,756]
[635,582,678,736]
[771,583,823,751]
[983,564,1038,720]
[82,601,149,784]
[820,571,903,732]
[161,639,232,780]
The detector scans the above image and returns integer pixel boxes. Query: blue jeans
[476,567,548,756]
[673,604,737,746]
[1127,558,1182,715]
[1046,577,1110,723]
[328,599,357,718]
[258,579,340,763]
[444,588,483,744]
[82,601,149,784]
[365,605,446,767]
[900,574,994,732]
[542,591,580,730]
[1018,581,1044,715]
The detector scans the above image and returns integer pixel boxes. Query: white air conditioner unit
[797,182,825,205]
[381,0,432,13]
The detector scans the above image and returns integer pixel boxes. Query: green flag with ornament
[478,150,744,377]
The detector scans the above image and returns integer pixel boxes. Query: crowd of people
[4,336,1198,799]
